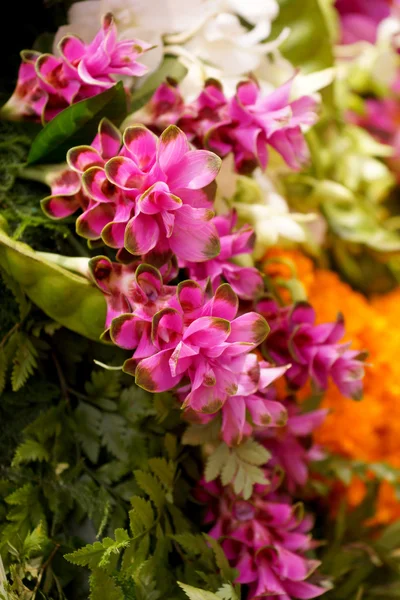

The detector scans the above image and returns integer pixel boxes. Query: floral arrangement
[2,1,400,599]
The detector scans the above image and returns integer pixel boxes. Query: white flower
[53,0,216,73]
[233,171,315,258]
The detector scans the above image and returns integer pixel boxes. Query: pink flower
[215,78,318,173]
[3,14,151,123]
[349,98,400,181]
[184,355,288,446]
[259,403,328,492]
[258,299,365,400]
[181,212,263,300]
[335,0,390,44]
[110,282,268,413]
[74,124,221,262]
[196,479,325,600]
[145,77,317,174]
[41,118,121,219]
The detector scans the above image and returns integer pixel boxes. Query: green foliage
[27,82,127,164]
[271,0,336,73]
[0,222,107,341]
[204,440,270,500]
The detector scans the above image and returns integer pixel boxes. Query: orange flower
[263,249,400,523]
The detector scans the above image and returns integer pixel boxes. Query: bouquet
[1,1,400,599]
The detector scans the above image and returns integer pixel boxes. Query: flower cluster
[3,14,151,123]
[61,124,221,263]
[258,298,365,400]
[263,249,400,525]
[196,475,325,599]
[140,77,318,173]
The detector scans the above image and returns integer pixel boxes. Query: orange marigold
[263,249,400,524]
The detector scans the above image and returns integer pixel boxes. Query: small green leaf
[64,541,107,569]
[178,582,221,600]
[22,523,48,559]
[89,569,124,600]
[11,333,38,391]
[12,439,50,466]
[129,496,154,538]
[148,457,175,490]
[205,441,269,500]
[134,470,166,509]
[27,82,127,165]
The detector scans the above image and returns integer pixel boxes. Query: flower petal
[167,150,222,190]
[123,125,157,171]
[134,348,181,392]
[125,213,160,255]
[229,313,269,346]
[157,125,190,173]
[169,205,220,262]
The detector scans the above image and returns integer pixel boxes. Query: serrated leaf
[64,541,107,569]
[28,82,127,164]
[206,441,269,500]
[65,529,130,569]
[12,439,49,466]
[89,569,124,600]
[178,582,220,600]
[203,535,236,582]
[74,402,102,463]
[234,440,270,466]
[129,496,154,538]
[22,523,48,558]
[0,223,106,341]
[216,584,239,600]
[205,443,230,482]
[11,334,38,391]
[134,470,166,509]
[148,457,175,490]
[221,454,237,487]
[173,533,210,557]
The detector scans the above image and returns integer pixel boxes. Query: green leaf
[130,57,187,114]
[271,0,335,72]
[129,496,154,538]
[89,569,124,600]
[64,541,107,569]
[0,347,7,395]
[216,584,239,600]
[22,523,48,559]
[205,440,270,500]
[65,529,130,569]
[173,533,210,558]
[27,82,127,165]
[134,470,166,509]
[178,582,221,600]
[182,418,221,446]
[12,439,50,466]
[0,222,106,341]
[203,536,236,583]
[148,457,175,491]
[10,333,38,391]
[205,443,230,483]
